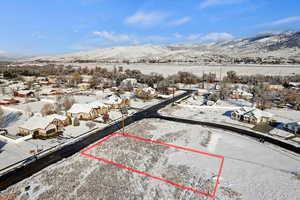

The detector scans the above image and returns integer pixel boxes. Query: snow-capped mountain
[27,32,300,64]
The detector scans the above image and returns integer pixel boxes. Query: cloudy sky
[0,0,300,56]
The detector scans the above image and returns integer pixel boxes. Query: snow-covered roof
[88,101,107,109]
[289,82,300,87]
[197,89,210,94]
[234,107,272,118]
[81,75,93,82]
[104,94,122,105]
[47,114,68,121]
[16,90,35,95]
[142,87,156,95]
[19,114,67,130]
[68,101,107,114]
[250,109,273,118]
[68,103,93,114]
[122,78,137,83]
[232,89,253,97]
[40,87,58,94]
[234,106,253,114]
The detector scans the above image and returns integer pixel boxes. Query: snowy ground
[57,63,300,78]
[160,96,300,144]
[1,118,299,200]
[160,97,255,130]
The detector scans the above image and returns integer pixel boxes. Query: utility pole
[219,67,222,82]
[120,107,128,135]
[202,71,205,89]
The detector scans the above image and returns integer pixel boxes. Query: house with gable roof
[231,107,273,124]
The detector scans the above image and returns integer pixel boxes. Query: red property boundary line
[81,132,225,198]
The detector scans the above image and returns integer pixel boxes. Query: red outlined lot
[81,132,224,198]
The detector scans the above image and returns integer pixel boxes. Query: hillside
[28,32,300,64]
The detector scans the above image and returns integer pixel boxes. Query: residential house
[47,75,57,84]
[88,101,109,115]
[40,88,62,96]
[289,82,300,89]
[22,76,36,83]
[284,122,300,135]
[104,94,129,109]
[197,89,210,96]
[37,77,50,86]
[268,84,284,91]
[231,89,253,100]
[66,101,109,120]
[14,90,35,98]
[67,104,98,120]
[18,114,69,137]
[0,98,20,106]
[231,107,273,124]
[166,87,177,95]
[78,83,91,90]
[135,87,157,100]
[81,75,93,83]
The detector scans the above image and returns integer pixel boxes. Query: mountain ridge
[25,32,300,64]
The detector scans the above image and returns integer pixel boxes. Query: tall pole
[219,67,222,82]
[202,71,205,89]
[122,113,125,134]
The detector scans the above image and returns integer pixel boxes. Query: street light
[120,107,128,135]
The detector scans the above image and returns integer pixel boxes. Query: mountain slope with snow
[27,32,300,64]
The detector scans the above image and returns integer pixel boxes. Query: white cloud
[0,50,6,55]
[269,16,300,26]
[83,31,234,49]
[187,34,202,40]
[199,0,244,9]
[174,32,234,41]
[170,17,191,26]
[200,32,234,41]
[125,11,168,27]
[93,31,133,43]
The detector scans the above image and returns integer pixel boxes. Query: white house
[135,87,157,100]
[18,114,69,137]
[231,88,253,100]
[67,101,109,120]
[231,107,273,124]
[104,94,128,109]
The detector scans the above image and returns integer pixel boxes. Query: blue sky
[0,0,300,56]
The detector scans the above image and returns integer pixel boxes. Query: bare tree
[63,96,75,112]
[103,112,110,123]
[25,105,33,119]
[41,104,56,116]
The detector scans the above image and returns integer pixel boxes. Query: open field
[1,118,300,200]
[59,63,300,78]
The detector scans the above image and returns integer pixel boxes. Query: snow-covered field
[160,98,255,130]
[1,118,299,200]
[50,63,300,78]
[160,96,300,144]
